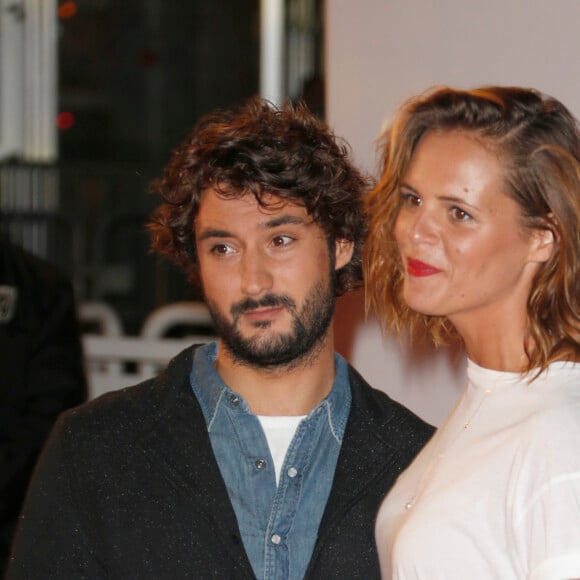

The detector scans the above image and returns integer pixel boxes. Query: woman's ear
[335,239,355,270]
[528,226,555,264]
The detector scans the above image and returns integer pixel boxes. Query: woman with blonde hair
[366,86,580,578]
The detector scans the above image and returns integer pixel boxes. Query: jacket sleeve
[6,418,104,579]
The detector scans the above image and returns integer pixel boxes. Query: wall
[327,0,580,425]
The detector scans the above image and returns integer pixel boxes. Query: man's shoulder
[58,347,197,443]
[58,379,160,441]
[347,364,435,445]
[2,240,70,292]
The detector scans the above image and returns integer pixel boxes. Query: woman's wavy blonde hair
[364,86,580,373]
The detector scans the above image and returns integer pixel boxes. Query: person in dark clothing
[6,98,433,579]
[0,236,87,575]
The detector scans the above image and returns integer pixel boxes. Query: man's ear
[528,226,555,264]
[334,239,355,270]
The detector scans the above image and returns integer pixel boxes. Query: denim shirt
[190,342,352,580]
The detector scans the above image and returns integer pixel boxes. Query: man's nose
[240,252,274,296]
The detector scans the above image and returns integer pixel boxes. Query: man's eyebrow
[197,228,231,241]
[263,215,308,228]
[197,215,308,241]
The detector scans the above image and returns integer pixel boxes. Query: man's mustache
[230,294,296,319]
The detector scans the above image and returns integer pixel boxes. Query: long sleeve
[6,418,104,579]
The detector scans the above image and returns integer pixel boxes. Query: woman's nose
[399,208,439,245]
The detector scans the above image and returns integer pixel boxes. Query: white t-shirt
[375,360,580,579]
[257,415,305,485]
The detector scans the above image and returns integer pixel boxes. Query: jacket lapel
[137,346,255,576]
[315,366,402,540]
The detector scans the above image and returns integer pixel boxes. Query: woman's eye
[450,206,472,221]
[400,192,421,207]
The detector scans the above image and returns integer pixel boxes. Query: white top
[257,415,305,485]
[376,360,580,580]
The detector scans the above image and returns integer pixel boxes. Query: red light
[58,1,77,19]
[57,111,76,130]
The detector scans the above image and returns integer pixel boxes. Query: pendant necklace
[404,386,493,511]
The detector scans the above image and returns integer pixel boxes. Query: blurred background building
[0,0,323,334]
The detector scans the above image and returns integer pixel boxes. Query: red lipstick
[406,257,441,277]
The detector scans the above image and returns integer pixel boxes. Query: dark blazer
[7,346,433,579]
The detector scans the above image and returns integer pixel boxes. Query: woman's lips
[406,257,442,277]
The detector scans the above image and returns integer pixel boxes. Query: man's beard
[205,280,336,370]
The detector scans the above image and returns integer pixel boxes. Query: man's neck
[214,334,337,416]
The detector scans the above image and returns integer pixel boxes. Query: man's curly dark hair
[148,97,369,296]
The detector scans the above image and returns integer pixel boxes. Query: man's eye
[211,243,233,255]
[450,206,472,222]
[272,235,293,247]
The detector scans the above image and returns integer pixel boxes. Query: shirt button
[255,458,267,469]
[230,395,240,407]
[287,467,298,478]
[271,534,281,545]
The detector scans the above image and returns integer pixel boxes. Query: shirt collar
[190,341,351,443]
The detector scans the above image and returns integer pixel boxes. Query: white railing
[79,301,215,400]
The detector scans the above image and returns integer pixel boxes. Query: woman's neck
[450,311,530,372]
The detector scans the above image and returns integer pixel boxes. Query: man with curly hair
[7,98,432,580]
